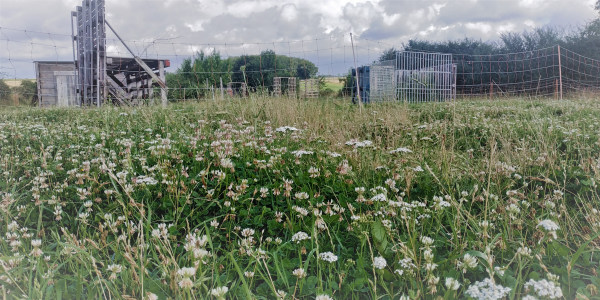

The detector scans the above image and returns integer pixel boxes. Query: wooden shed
[34,61,77,107]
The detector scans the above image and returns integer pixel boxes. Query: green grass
[0,96,599,299]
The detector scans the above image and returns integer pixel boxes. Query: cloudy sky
[0,0,597,78]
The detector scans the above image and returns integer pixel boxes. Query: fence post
[489,81,493,100]
[350,33,361,109]
[558,45,563,100]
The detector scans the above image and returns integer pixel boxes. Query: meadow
[0,96,599,299]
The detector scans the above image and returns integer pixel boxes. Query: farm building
[34,57,169,107]
[34,61,77,107]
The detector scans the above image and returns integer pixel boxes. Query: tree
[16,80,38,106]
[0,79,10,103]
[378,47,398,62]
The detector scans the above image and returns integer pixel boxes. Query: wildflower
[107,264,123,281]
[211,286,229,299]
[275,126,299,133]
[371,193,387,202]
[177,267,196,278]
[291,231,310,243]
[295,192,309,200]
[458,253,478,273]
[276,290,287,299]
[210,219,219,228]
[413,165,424,172]
[241,228,255,238]
[537,219,560,231]
[345,139,373,148]
[291,150,314,157]
[178,277,194,289]
[244,271,254,278]
[524,279,563,299]
[373,256,387,270]
[319,252,338,263]
[537,219,560,239]
[445,277,461,291]
[517,246,531,257]
[292,268,307,278]
[465,278,511,300]
[389,147,413,154]
[145,292,158,300]
[421,236,434,246]
[315,295,333,300]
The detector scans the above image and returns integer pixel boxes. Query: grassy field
[322,77,344,93]
[0,96,599,299]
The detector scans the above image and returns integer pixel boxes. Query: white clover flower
[31,239,42,247]
[291,150,314,157]
[465,278,511,300]
[178,277,194,289]
[241,228,255,238]
[424,262,438,271]
[319,252,338,263]
[275,126,299,133]
[244,271,254,278]
[521,295,538,300]
[292,268,307,278]
[524,279,563,299]
[315,295,333,300]
[291,231,310,243]
[210,287,229,299]
[373,256,387,270]
[458,253,478,273]
[389,147,413,154]
[413,166,424,172]
[445,277,461,291]
[517,246,532,257]
[421,236,434,246]
[370,193,387,202]
[177,267,196,278]
[276,290,287,299]
[295,192,309,200]
[145,292,159,300]
[210,219,219,228]
[537,219,560,231]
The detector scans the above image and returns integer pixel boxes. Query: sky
[0,0,597,78]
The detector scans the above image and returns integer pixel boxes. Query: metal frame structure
[273,77,297,97]
[72,0,106,106]
[396,51,456,103]
[71,0,168,106]
[369,60,396,101]
[300,79,319,99]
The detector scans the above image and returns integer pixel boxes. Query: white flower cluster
[524,279,563,299]
[537,219,560,231]
[291,231,310,243]
[345,139,373,148]
[389,147,413,154]
[275,126,299,133]
[537,219,560,239]
[457,253,478,273]
[210,286,229,299]
[319,251,338,263]
[373,256,387,270]
[445,277,461,291]
[370,193,387,202]
[291,150,314,157]
[465,278,511,300]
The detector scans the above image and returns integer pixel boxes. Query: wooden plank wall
[35,62,77,107]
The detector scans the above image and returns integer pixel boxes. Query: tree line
[165,50,318,100]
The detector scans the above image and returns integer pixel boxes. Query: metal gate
[395,51,456,103]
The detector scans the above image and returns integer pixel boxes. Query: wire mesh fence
[1,25,600,106]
